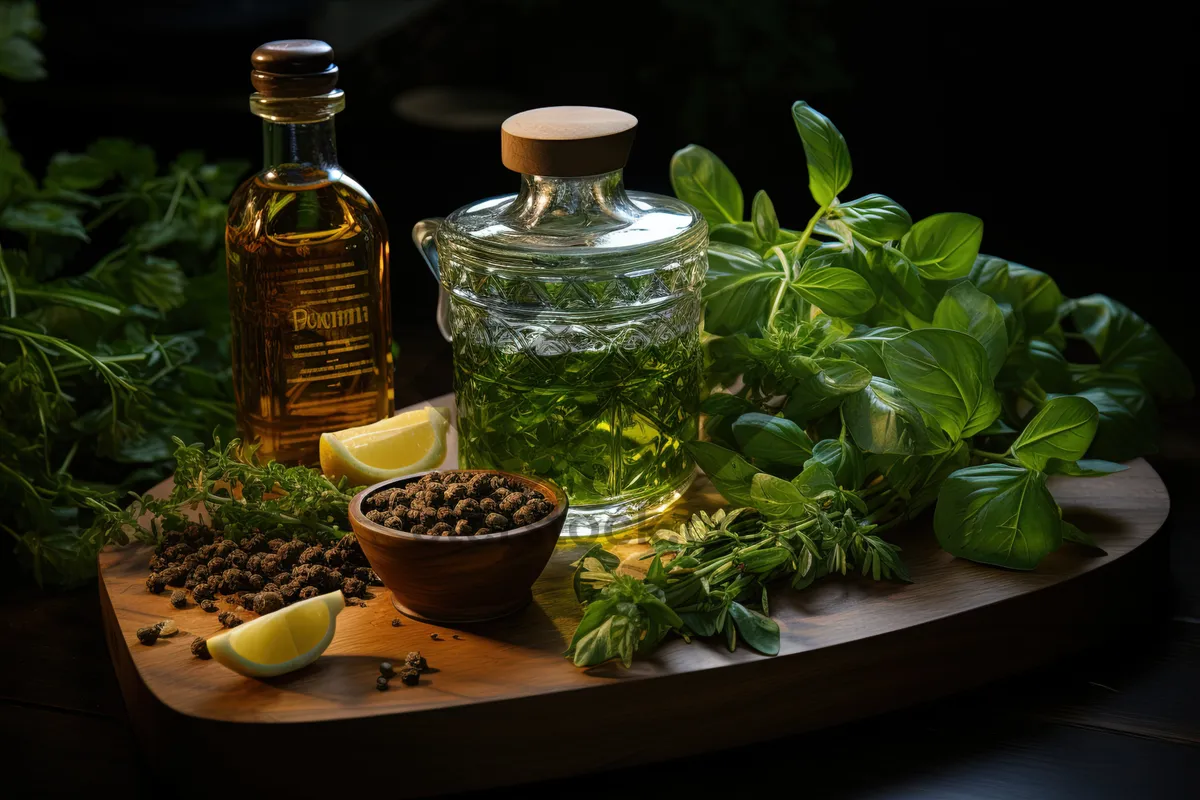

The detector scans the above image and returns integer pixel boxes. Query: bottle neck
[262,117,339,176]
[503,170,638,233]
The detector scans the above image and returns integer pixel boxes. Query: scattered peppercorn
[191,637,211,660]
[399,668,420,686]
[299,586,319,600]
[156,619,179,637]
[144,526,376,616]
[380,661,396,678]
[217,611,243,629]
[136,626,160,646]
[376,676,390,692]
[405,651,428,670]
[429,632,440,641]
[391,618,401,628]
[253,591,284,616]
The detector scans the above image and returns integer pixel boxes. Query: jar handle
[412,218,451,343]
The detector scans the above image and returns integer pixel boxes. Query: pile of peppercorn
[363,471,554,536]
[145,522,382,617]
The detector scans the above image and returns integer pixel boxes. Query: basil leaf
[739,547,793,574]
[571,543,620,603]
[702,242,783,336]
[701,393,757,417]
[842,377,944,455]
[1073,385,1159,461]
[806,438,866,490]
[830,193,911,245]
[1062,522,1105,553]
[933,282,1008,380]
[709,221,766,252]
[806,240,883,298]
[566,598,617,659]
[791,461,838,498]
[687,441,762,507]
[908,441,970,515]
[792,265,876,317]
[678,609,719,637]
[791,101,852,206]
[1011,396,1099,470]
[1028,338,1074,394]
[750,473,811,519]
[732,412,814,465]
[899,213,984,280]
[878,247,936,320]
[969,255,1063,337]
[669,144,743,225]
[832,326,907,378]
[1070,294,1194,402]
[782,356,872,422]
[729,602,781,656]
[751,190,780,243]
[934,464,1062,570]
[882,329,1002,439]
[1043,458,1127,477]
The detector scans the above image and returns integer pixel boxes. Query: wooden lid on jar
[251,39,339,97]
[501,107,638,177]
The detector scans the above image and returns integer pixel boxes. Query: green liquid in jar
[453,328,700,509]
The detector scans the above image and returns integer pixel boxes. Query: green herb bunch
[670,99,1191,572]
[93,436,362,547]
[567,100,1191,666]
[0,4,248,585]
[568,500,908,666]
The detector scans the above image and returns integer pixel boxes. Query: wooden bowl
[349,470,568,624]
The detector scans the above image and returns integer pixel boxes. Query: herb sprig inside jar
[362,472,555,536]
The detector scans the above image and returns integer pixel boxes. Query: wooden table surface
[4,337,1199,798]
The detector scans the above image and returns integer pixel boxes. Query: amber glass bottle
[226,40,393,465]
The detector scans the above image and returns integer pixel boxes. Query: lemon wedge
[205,590,345,678]
[319,406,449,486]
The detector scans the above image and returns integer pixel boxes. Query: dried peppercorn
[299,545,324,565]
[323,549,344,568]
[299,586,319,600]
[228,550,248,570]
[399,668,420,686]
[499,492,526,514]
[379,661,396,678]
[454,498,480,517]
[191,637,212,660]
[490,487,511,502]
[217,611,243,629]
[136,626,160,646]
[376,676,390,691]
[443,483,468,504]
[169,590,188,609]
[429,522,453,536]
[207,556,227,573]
[512,505,538,527]
[485,512,510,531]
[200,599,218,613]
[479,497,498,514]
[365,509,386,524]
[245,553,263,574]
[253,591,284,615]
[146,573,166,594]
[436,506,456,523]
[410,524,428,535]
[248,573,265,591]
[405,651,427,670]
[341,577,365,597]
[390,618,401,628]
[192,582,215,602]
[454,519,474,537]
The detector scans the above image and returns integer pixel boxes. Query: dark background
[5,2,1197,797]
[6,0,1191,383]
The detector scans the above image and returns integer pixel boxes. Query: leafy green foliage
[882,329,1001,439]
[670,98,1189,592]
[1010,397,1098,470]
[1,12,247,585]
[900,213,984,280]
[791,101,852,207]
[669,144,743,226]
[567,504,906,667]
[934,465,1061,570]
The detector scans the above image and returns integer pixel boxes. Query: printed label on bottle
[278,257,378,408]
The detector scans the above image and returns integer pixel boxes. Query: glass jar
[413,107,707,534]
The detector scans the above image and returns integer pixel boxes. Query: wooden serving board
[99,394,1172,797]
